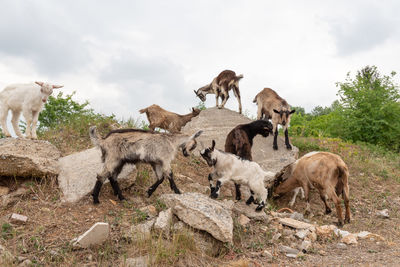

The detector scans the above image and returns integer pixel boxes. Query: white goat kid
[200,140,275,212]
[0,82,63,139]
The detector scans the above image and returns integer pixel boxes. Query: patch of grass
[1,223,14,240]
[154,199,167,213]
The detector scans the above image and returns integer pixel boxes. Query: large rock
[58,147,136,202]
[0,138,61,177]
[160,192,233,243]
[182,107,298,175]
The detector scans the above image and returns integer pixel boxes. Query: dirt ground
[1,145,400,266]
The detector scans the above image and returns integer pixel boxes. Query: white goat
[200,140,275,212]
[0,82,63,139]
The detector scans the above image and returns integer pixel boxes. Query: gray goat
[89,126,203,204]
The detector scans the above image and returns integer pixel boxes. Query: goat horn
[52,85,64,89]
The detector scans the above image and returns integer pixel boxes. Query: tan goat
[273,151,351,226]
[194,70,243,114]
[139,104,201,133]
[253,88,295,150]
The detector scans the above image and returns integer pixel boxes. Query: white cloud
[0,0,399,133]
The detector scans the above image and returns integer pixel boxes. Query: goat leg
[147,176,165,197]
[210,180,221,199]
[234,183,241,200]
[284,128,292,150]
[255,200,265,212]
[109,178,125,201]
[92,180,103,204]
[208,173,215,192]
[273,130,279,150]
[168,172,181,194]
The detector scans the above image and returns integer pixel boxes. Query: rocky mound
[182,107,298,174]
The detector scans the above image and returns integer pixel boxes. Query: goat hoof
[337,221,344,227]
[286,145,292,150]
[210,193,218,199]
[118,195,126,201]
[325,208,332,214]
[93,199,100,205]
[273,146,278,150]
[345,218,351,224]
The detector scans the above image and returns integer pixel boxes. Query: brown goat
[273,151,351,226]
[253,88,295,150]
[194,70,243,114]
[139,104,201,133]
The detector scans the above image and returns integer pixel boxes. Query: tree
[335,65,400,151]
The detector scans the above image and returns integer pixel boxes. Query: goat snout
[282,121,286,126]
[42,98,47,103]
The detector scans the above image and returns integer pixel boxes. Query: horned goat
[89,126,203,204]
[200,140,275,212]
[0,82,63,139]
[139,104,201,133]
[273,151,350,226]
[194,70,243,114]
[224,120,273,200]
[253,88,295,150]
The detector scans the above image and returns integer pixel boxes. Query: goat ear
[35,81,44,86]
[211,140,215,151]
[52,85,64,89]
[273,109,280,114]
[193,90,197,95]
[192,107,195,112]
[290,109,295,114]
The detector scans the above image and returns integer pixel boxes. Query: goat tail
[336,165,349,196]
[236,74,244,81]
[252,95,258,103]
[89,126,101,147]
[139,108,147,114]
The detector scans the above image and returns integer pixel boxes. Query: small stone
[238,214,250,226]
[336,242,347,249]
[73,222,109,248]
[17,256,27,262]
[286,253,297,258]
[283,229,293,236]
[87,254,93,261]
[154,208,173,234]
[376,209,389,219]
[173,221,185,231]
[10,213,28,224]
[290,212,304,221]
[0,186,9,196]
[306,231,317,242]
[272,233,282,241]
[357,231,371,239]
[334,229,350,238]
[279,245,299,255]
[19,259,32,267]
[128,219,156,239]
[262,250,273,259]
[318,250,327,256]
[295,229,309,240]
[125,256,148,267]
[140,205,158,218]
[279,217,314,229]
[299,240,312,253]
[315,225,337,237]
[341,234,358,245]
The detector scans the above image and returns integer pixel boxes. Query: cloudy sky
[1,0,399,131]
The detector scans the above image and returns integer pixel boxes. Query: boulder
[341,234,358,245]
[0,138,60,177]
[278,217,314,229]
[126,219,155,240]
[58,147,136,202]
[72,222,110,248]
[160,192,233,243]
[182,107,299,176]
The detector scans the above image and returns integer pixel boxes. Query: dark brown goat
[223,120,273,200]
[194,70,243,113]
